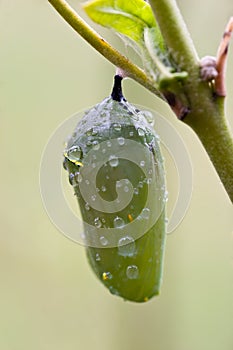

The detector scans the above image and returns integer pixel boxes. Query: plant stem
[48,0,233,202]
[48,0,161,97]
[149,0,233,202]
[148,0,199,71]
[184,102,233,202]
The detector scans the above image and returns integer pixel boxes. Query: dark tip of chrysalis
[111,75,126,102]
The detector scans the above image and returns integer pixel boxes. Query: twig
[215,17,233,96]
[48,0,161,97]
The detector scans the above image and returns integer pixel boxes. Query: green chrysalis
[63,76,166,302]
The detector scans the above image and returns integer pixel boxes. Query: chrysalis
[63,76,166,302]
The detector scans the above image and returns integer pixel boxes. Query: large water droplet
[67,145,82,162]
[109,155,119,167]
[113,216,125,228]
[118,236,136,257]
[126,265,139,279]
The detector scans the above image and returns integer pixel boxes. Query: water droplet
[118,236,136,257]
[107,140,112,148]
[95,253,101,261]
[141,208,150,220]
[69,173,75,185]
[137,128,145,137]
[67,145,82,162]
[134,188,139,195]
[113,123,122,132]
[94,217,102,228]
[116,181,122,189]
[109,286,119,296]
[75,172,82,183]
[92,128,98,136]
[91,195,96,201]
[117,137,125,146]
[102,272,112,280]
[102,148,106,154]
[85,203,90,211]
[124,186,129,193]
[85,179,90,185]
[129,131,134,137]
[109,155,119,167]
[138,181,143,188]
[101,185,107,192]
[100,236,108,246]
[113,216,125,228]
[143,111,154,125]
[126,265,139,279]
[92,140,100,150]
[140,160,145,167]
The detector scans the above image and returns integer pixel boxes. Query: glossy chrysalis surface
[63,76,166,302]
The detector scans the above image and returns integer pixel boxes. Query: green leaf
[83,0,157,43]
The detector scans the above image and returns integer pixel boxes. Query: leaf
[83,0,157,43]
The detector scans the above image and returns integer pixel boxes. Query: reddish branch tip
[215,17,233,97]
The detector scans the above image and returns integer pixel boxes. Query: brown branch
[215,17,233,96]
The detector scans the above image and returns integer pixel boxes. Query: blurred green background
[1,1,233,349]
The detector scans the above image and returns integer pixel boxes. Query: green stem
[149,0,233,202]
[148,0,199,71]
[184,99,233,202]
[48,0,161,97]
